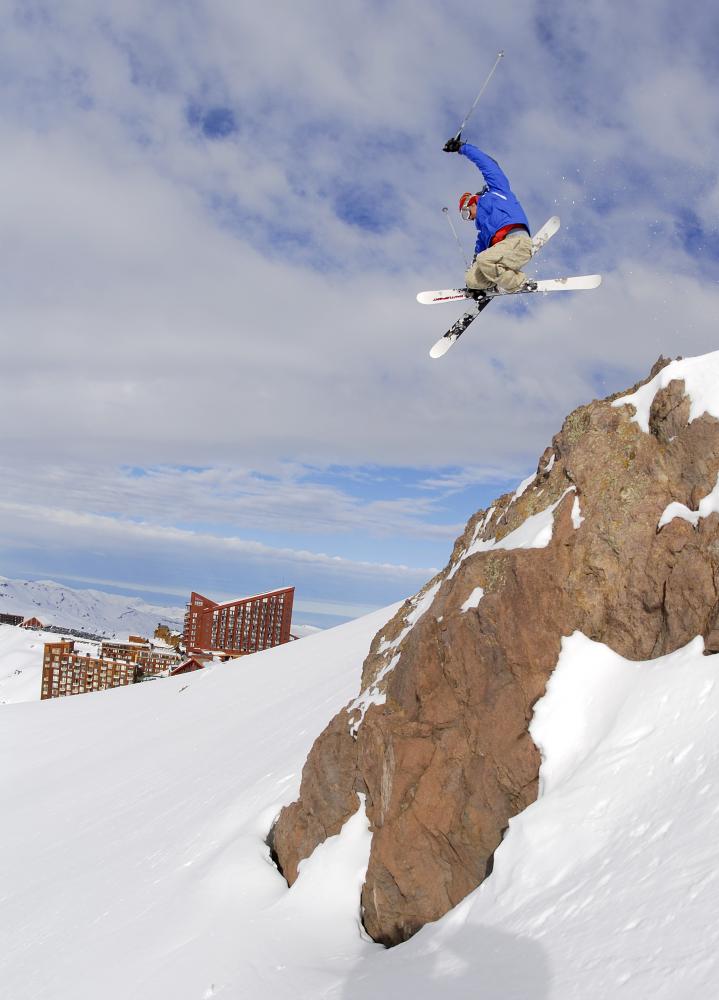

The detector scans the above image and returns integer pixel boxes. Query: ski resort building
[0,613,23,626]
[20,617,45,629]
[170,654,211,676]
[100,638,180,676]
[40,639,183,699]
[183,587,294,655]
[41,641,137,699]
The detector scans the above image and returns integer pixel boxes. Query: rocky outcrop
[270,354,719,946]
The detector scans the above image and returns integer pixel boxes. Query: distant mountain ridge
[0,576,184,640]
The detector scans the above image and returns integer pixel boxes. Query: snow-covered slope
[0,576,184,638]
[0,623,99,705]
[0,580,325,706]
[3,601,719,998]
[1,605,398,1000]
[347,633,719,999]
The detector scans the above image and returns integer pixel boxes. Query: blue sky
[1,0,718,625]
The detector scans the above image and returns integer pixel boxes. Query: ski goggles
[459,192,478,221]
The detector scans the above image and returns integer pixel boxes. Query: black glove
[443,136,463,153]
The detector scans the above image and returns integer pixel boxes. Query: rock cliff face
[270,354,719,946]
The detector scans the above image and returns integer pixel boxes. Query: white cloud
[0,463,464,542]
[0,499,436,586]
[2,0,718,609]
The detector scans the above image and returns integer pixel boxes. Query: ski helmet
[459,191,478,221]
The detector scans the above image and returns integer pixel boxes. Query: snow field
[344,633,719,999]
[0,623,81,705]
[4,599,719,998]
[0,575,184,638]
[0,606,398,1000]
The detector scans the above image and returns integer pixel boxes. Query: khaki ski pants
[465,232,533,293]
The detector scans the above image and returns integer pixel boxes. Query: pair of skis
[418,217,602,358]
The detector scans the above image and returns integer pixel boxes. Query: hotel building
[41,641,137,700]
[183,587,294,655]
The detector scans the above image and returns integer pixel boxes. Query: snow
[611,350,719,433]
[658,472,719,529]
[510,472,536,504]
[571,494,585,529]
[0,604,395,1000]
[348,652,400,734]
[460,586,484,612]
[5,593,719,996]
[449,488,580,582]
[292,623,323,638]
[341,633,719,999]
[448,506,495,580]
[283,793,372,941]
[378,581,442,656]
[463,487,575,561]
[0,622,101,705]
[0,576,184,639]
[351,585,438,729]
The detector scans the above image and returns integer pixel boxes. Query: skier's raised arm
[442,137,511,195]
[457,143,511,196]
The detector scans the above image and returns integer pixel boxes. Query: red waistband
[490,223,529,246]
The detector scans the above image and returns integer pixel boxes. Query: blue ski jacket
[459,143,530,254]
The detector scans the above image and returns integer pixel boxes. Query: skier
[443,137,532,294]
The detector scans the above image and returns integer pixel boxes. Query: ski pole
[452,50,505,140]
[442,206,470,268]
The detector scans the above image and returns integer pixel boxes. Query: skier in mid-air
[417,54,600,358]
[443,136,532,294]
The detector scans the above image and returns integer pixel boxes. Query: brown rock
[270,354,719,945]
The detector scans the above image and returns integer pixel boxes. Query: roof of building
[208,586,295,611]
[170,656,208,675]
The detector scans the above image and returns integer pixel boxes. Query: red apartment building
[41,639,182,700]
[100,639,180,676]
[0,613,24,626]
[183,587,294,655]
[41,641,137,700]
